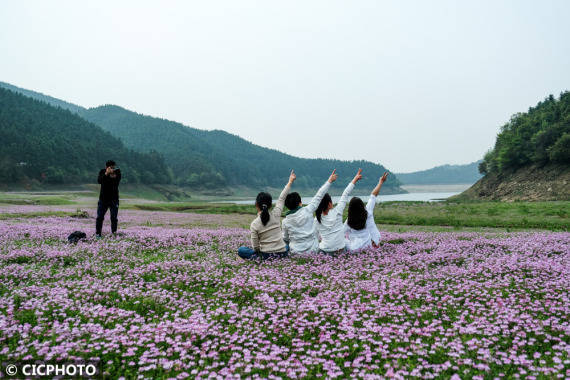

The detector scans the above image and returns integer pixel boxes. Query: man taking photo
[96,160,121,237]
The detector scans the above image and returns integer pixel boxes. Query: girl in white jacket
[282,169,338,254]
[314,169,363,254]
[344,172,388,251]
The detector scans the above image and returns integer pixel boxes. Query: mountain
[79,105,403,192]
[0,81,85,114]
[0,80,403,192]
[395,161,483,185]
[458,92,570,201]
[0,86,171,186]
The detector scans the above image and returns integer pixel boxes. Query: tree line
[479,92,570,175]
[80,105,402,191]
[0,81,403,191]
[0,87,172,186]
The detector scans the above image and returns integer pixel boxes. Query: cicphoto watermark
[2,360,102,378]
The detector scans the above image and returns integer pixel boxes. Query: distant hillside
[396,161,483,185]
[0,80,404,193]
[80,105,403,192]
[0,81,85,114]
[459,92,569,201]
[0,87,171,186]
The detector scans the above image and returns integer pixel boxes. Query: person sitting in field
[314,168,363,254]
[344,172,388,251]
[282,169,338,254]
[237,170,296,260]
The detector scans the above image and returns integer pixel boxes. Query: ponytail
[256,192,272,226]
[315,193,332,223]
[260,204,270,226]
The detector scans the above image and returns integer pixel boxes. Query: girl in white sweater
[344,172,388,251]
[314,169,363,254]
[282,169,338,254]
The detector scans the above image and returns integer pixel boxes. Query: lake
[218,184,473,205]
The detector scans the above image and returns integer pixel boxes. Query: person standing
[96,160,121,237]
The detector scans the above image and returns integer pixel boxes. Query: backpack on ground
[67,231,87,244]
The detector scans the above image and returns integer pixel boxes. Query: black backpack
[67,231,87,244]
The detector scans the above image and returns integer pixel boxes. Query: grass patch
[371,200,569,231]
[0,210,87,220]
[0,194,76,205]
[127,200,569,230]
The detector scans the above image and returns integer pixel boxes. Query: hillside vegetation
[0,81,403,193]
[479,92,569,175]
[80,105,403,191]
[460,92,569,201]
[0,87,171,186]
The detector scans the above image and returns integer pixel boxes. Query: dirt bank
[454,164,569,201]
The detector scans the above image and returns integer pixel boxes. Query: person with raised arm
[282,169,338,254]
[237,170,296,260]
[314,168,363,254]
[344,172,388,251]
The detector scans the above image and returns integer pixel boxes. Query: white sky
[1,0,569,172]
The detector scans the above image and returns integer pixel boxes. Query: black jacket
[98,169,121,202]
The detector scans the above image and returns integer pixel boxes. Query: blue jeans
[238,246,289,260]
[96,200,119,235]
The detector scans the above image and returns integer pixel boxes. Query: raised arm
[274,170,296,216]
[335,168,362,212]
[306,169,337,213]
[367,172,388,213]
[365,195,377,214]
[115,169,122,183]
[371,172,388,196]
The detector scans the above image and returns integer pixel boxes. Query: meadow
[0,202,569,378]
[128,200,569,231]
[1,189,567,231]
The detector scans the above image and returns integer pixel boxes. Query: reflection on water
[220,191,461,205]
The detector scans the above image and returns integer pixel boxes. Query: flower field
[0,208,569,379]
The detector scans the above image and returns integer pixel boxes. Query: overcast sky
[1,0,569,172]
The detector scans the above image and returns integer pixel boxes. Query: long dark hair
[315,193,332,223]
[347,197,367,230]
[256,192,272,226]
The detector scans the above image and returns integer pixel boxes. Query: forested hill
[459,92,570,201]
[0,81,85,114]
[80,105,403,192]
[0,87,171,185]
[479,92,569,175]
[396,161,483,185]
[0,80,403,192]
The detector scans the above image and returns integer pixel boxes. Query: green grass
[125,200,569,231]
[125,202,258,215]
[0,210,89,220]
[0,194,76,205]
[1,188,567,231]
[372,200,569,231]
